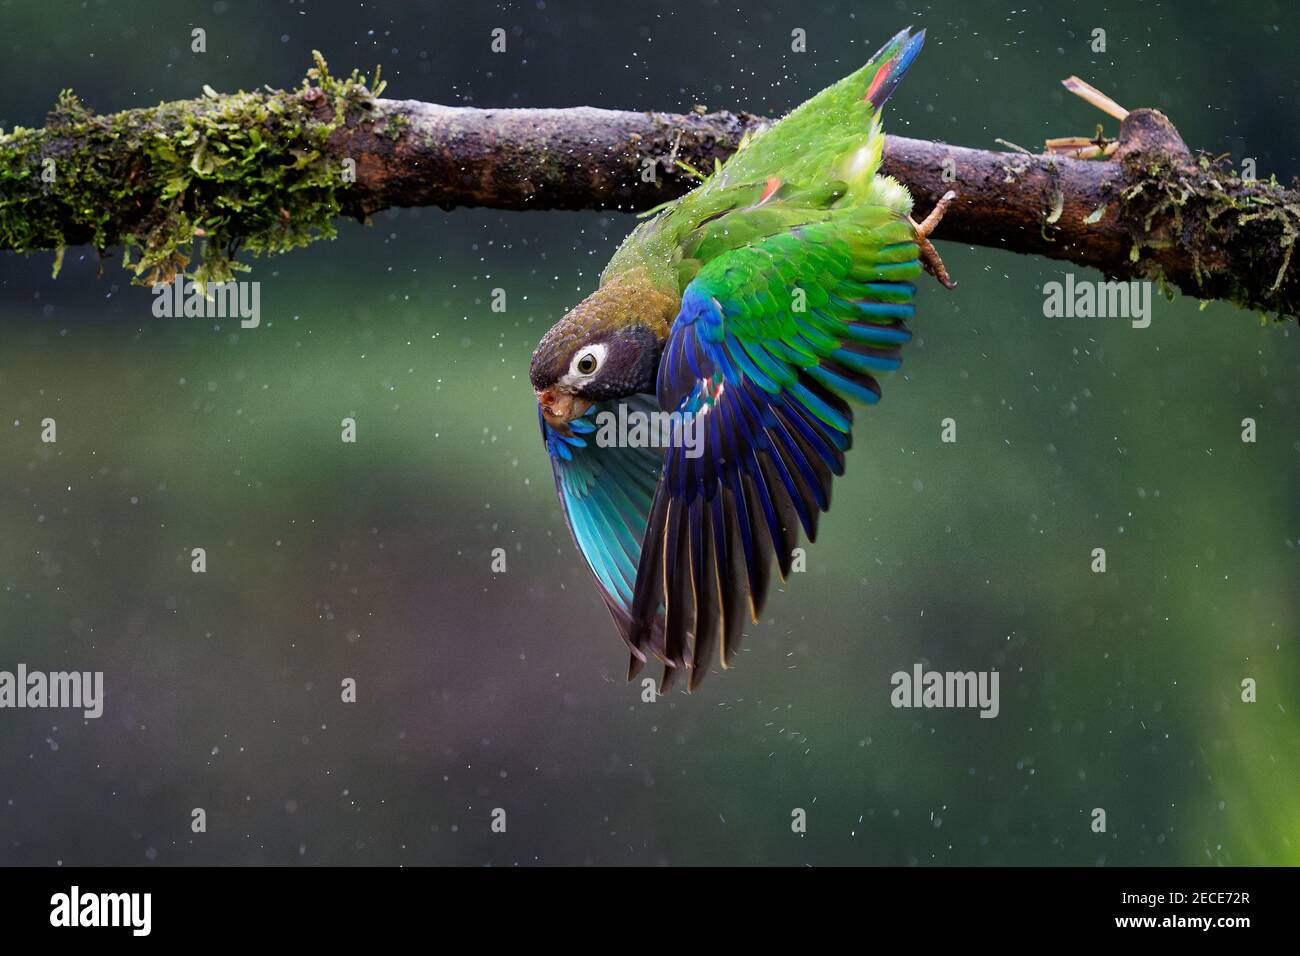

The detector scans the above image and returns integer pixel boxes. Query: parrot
[529,27,955,692]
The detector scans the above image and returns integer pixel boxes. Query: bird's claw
[910,189,957,290]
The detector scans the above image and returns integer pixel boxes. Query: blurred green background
[0,0,1296,866]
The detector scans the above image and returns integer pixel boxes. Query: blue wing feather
[626,218,921,690]
[542,395,664,660]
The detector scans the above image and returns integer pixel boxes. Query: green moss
[383,110,410,141]
[1118,150,1298,321]
[0,52,387,287]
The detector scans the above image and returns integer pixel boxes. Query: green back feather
[602,28,921,294]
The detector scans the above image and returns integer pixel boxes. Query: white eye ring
[569,344,606,378]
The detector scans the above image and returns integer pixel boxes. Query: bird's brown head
[529,277,676,428]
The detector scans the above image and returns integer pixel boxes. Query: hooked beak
[536,386,592,429]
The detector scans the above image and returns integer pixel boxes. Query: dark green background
[1,0,1296,865]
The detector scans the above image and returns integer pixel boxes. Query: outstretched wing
[627,204,921,690]
[542,394,664,663]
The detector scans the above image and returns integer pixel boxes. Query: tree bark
[2,77,1296,320]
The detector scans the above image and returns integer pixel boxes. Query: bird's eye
[576,352,599,375]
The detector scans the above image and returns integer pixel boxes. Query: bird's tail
[861,26,926,112]
[713,27,924,207]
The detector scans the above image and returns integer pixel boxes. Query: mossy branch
[0,52,381,287]
[1,55,1296,320]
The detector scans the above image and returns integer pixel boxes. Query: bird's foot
[910,189,958,290]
